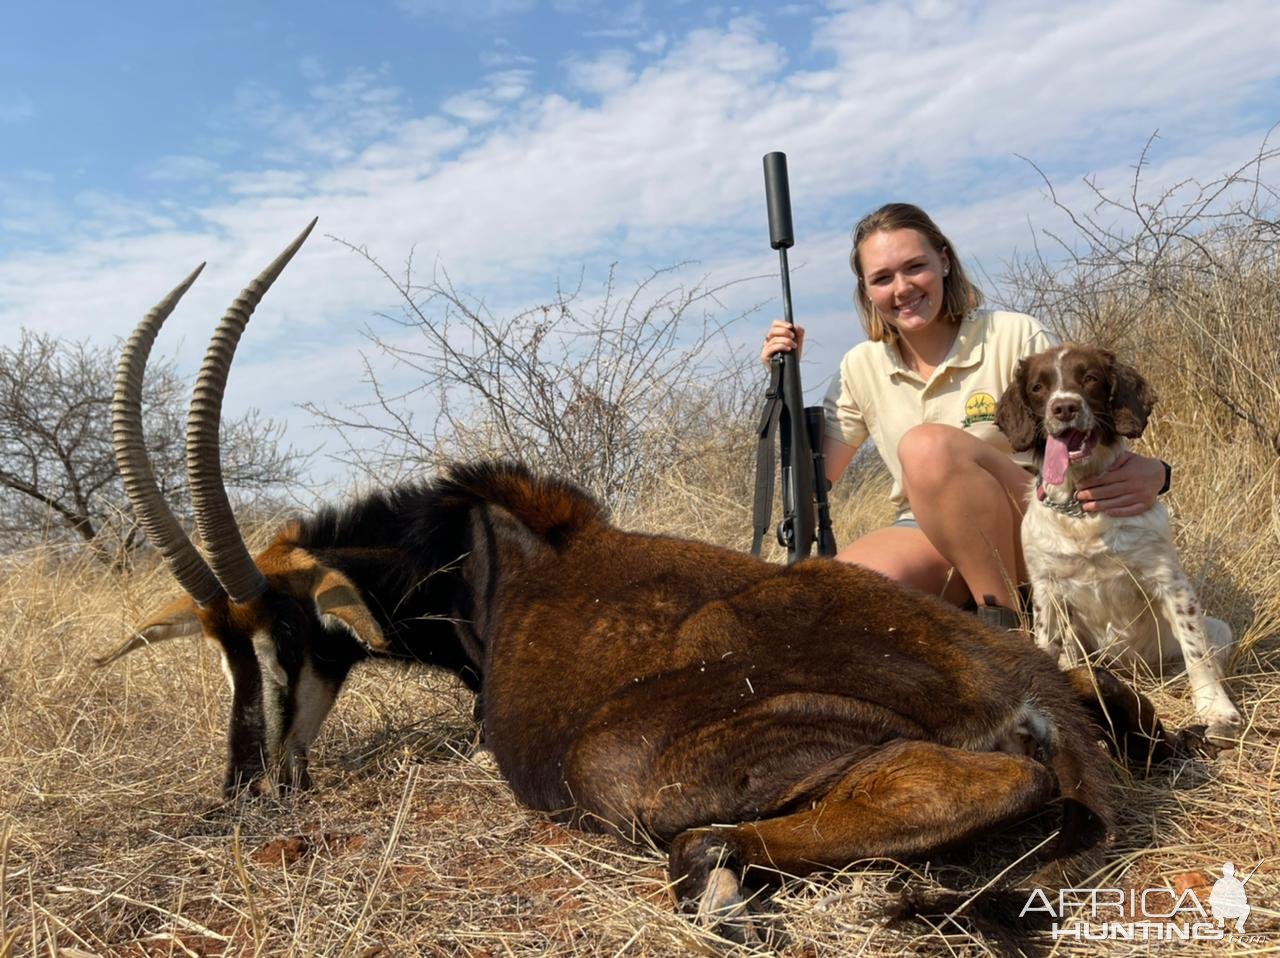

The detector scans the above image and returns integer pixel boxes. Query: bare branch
[310,240,766,505]
[1003,134,1280,458]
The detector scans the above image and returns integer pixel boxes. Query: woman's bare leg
[837,526,970,605]
[896,424,1033,610]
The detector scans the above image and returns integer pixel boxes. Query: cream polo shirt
[822,309,1057,520]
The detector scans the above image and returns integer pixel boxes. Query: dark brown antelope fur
[118,456,1188,923]
[434,464,1121,864]
[112,228,1190,940]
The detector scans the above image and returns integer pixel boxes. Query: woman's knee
[898,424,976,491]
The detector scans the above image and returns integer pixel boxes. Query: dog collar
[1036,475,1088,519]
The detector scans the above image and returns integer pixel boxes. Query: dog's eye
[1083,373,1099,386]
[1029,383,1044,395]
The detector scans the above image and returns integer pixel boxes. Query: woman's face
[858,228,950,335]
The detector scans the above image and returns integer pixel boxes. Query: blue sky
[3,0,1279,484]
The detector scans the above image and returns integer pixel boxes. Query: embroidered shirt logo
[962,391,997,428]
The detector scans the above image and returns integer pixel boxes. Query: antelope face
[107,220,390,798]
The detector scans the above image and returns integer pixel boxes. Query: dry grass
[3,410,1277,956]
[4,159,1280,955]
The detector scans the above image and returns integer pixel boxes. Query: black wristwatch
[1158,460,1172,496]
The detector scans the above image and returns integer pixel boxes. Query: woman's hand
[761,320,805,366]
[1075,451,1166,517]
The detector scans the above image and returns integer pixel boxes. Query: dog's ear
[1110,359,1157,438]
[996,359,1039,452]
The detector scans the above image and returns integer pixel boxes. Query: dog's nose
[1051,398,1079,422]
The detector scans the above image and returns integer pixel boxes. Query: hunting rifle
[751,152,838,562]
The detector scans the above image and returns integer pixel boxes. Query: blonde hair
[848,203,983,343]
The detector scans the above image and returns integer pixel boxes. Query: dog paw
[1206,713,1244,744]
[1168,724,1219,760]
[1171,716,1246,759]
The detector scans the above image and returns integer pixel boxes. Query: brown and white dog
[996,344,1243,739]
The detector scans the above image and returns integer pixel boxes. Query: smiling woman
[762,203,1168,624]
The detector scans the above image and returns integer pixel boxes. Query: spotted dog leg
[1158,579,1242,740]
[1030,585,1073,666]
[1202,616,1236,677]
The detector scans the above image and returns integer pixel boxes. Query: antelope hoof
[670,830,758,944]
[222,769,268,800]
[280,752,313,793]
[696,866,755,943]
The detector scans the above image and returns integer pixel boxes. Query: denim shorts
[891,515,920,529]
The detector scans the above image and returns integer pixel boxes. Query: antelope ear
[95,594,203,666]
[484,503,557,559]
[311,566,388,652]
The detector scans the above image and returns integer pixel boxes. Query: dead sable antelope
[108,222,1188,938]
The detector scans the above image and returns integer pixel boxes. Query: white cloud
[550,0,610,12]
[935,130,1280,283]
[0,171,66,240]
[442,69,536,125]
[480,40,537,69]
[442,93,504,125]
[214,69,408,166]
[487,70,535,102]
[809,0,1278,174]
[2,0,1278,475]
[298,56,326,82]
[561,0,646,34]
[565,50,635,95]
[224,169,313,197]
[636,32,668,54]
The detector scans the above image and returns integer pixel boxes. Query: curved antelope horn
[113,263,224,605]
[186,219,317,603]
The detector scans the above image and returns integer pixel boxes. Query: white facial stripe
[219,651,235,693]
[1046,349,1093,428]
[283,661,339,755]
[252,630,287,769]
[1047,349,1073,407]
[207,635,238,692]
[252,631,288,687]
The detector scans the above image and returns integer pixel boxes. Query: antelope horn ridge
[113,263,224,605]
[186,218,318,603]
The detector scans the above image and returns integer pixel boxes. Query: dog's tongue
[1043,433,1070,486]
